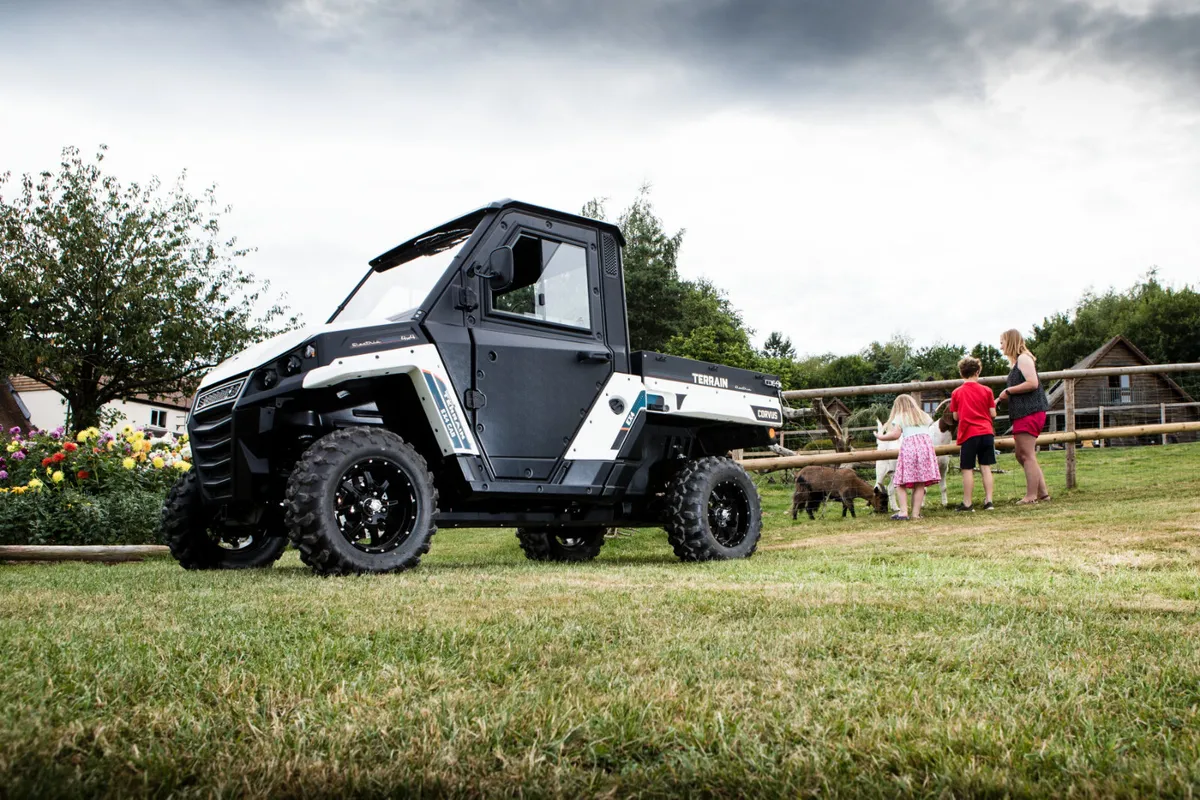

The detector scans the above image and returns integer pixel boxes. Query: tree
[762,331,796,360]
[582,186,759,367]
[612,185,687,352]
[1030,272,1200,370]
[970,343,1008,376]
[0,146,296,429]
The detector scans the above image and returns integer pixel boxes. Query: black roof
[369,199,625,272]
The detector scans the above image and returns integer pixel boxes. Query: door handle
[577,350,612,363]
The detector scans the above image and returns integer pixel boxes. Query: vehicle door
[471,216,610,480]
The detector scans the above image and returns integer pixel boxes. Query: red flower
[64,442,78,452]
[41,457,53,467]
[93,447,101,454]
[52,452,67,463]
[76,470,90,480]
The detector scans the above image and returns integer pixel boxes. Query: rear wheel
[284,426,438,575]
[160,472,288,570]
[664,456,761,562]
[516,527,606,562]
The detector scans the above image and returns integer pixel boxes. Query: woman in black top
[997,329,1051,504]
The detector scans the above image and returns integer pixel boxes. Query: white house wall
[15,390,187,434]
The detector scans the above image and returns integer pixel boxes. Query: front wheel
[160,472,288,570]
[284,427,438,576]
[664,456,762,562]
[516,527,607,562]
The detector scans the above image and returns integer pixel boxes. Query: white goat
[874,402,955,510]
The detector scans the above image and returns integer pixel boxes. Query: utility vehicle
[161,200,783,574]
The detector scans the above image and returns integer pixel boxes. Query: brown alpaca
[792,466,888,520]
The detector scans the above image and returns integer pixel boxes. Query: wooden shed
[1044,336,1199,446]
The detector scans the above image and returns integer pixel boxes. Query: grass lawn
[2,444,1200,797]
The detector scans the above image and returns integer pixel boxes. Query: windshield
[331,227,475,324]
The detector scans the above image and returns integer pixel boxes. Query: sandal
[1037,494,1052,502]
[890,514,909,521]
[1015,498,1039,506]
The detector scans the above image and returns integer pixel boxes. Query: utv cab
[162,200,783,575]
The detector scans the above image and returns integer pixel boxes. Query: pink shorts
[1013,411,1046,437]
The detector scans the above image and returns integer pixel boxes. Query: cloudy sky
[2,0,1198,357]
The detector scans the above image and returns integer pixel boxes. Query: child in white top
[874,394,942,520]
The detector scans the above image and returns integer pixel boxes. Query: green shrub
[0,487,165,545]
[803,438,835,451]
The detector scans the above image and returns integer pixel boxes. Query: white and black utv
[161,200,783,575]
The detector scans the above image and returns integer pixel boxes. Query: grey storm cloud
[269,0,1200,102]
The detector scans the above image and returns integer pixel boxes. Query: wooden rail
[738,421,1200,472]
[782,362,1200,400]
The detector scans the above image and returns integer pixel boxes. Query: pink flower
[0,470,8,481]
[12,451,26,461]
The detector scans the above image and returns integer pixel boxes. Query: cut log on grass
[0,545,170,563]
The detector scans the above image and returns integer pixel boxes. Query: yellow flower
[51,470,64,483]
[173,460,192,472]
[46,467,52,475]
[122,424,134,436]
[5,442,17,453]
[11,486,26,495]
[27,478,43,490]
[106,441,115,451]
[152,456,165,469]
[122,457,136,470]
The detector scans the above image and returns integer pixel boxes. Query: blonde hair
[1000,329,1035,364]
[887,393,932,429]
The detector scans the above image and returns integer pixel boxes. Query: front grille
[194,378,246,412]
[188,377,245,500]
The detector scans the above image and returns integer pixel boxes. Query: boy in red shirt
[949,356,997,511]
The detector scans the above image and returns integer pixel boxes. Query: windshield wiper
[411,228,472,256]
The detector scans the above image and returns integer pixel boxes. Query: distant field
[2,444,1199,797]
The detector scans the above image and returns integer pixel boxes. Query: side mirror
[479,246,514,291]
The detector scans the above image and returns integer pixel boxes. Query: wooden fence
[751,362,1200,488]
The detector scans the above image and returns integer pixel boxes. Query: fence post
[1098,405,1105,447]
[1161,403,1167,446]
[1065,379,1077,489]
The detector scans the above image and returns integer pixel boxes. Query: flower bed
[0,426,189,545]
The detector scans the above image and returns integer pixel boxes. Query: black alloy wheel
[285,427,438,575]
[708,479,753,548]
[335,457,418,554]
[160,471,288,570]
[664,456,762,562]
[516,526,607,562]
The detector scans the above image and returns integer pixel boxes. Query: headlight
[284,355,303,376]
[258,369,278,389]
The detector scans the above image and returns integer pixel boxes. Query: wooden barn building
[1043,335,1199,446]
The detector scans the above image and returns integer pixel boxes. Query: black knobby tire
[160,471,288,570]
[664,456,762,562]
[516,527,607,562]
[284,426,438,576]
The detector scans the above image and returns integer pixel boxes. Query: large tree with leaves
[0,146,295,429]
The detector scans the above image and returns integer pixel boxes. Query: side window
[491,235,591,330]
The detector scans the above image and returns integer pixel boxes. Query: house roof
[9,375,51,393]
[0,379,33,432]
[10,375,193,411]
[1044,335,1196,406]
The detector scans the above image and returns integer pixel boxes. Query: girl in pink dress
[874,394,942,520]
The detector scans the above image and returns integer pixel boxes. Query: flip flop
[1015,498,1039,506]
[890,514,909,521]
[1037,495,1052,502]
